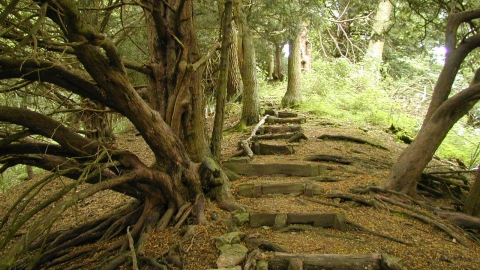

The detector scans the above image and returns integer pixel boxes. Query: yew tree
[0,0,239,268]
[382,8,480,197]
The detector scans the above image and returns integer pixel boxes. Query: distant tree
[273,42,286,80]
[282,22,304,108]
[366,0,393,61]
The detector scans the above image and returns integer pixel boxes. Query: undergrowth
[258,58,480,168]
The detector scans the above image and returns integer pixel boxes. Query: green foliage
[0,166,42,192]
[296,58,422,131]
[257,54,480,168]
[437,123,480,169]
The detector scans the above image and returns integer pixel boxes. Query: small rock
[256,260,269,270]
[216,244,248,268]
[232,212,250,227]
[215,232,246,248]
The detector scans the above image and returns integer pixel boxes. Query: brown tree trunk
[382,10,480,196]
[234,0,259,127]
[211,0,233,160]
[26,165,34,180]
[465,167,480,217]
[267,47,275,80]
[79,101,115,143]
[142,0,208,162]
[239,30,260,126]
[282,24,303,108]
[273,42,285,81]
[423,10,480,125]
[382,80,480,196]
[227,21,244,102]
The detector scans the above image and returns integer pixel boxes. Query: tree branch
[0,106,103,156]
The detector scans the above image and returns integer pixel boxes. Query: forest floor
[1,110,480,269]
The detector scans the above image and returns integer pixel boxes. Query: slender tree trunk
[274,42,285,81]
[233,0,259,127]
[80,101,115,143]
[211,0,233,160]
[239,29,260,126]
[227,20,243,102]
[26,165,34,180]
[282,24,303,108]
[423,10,480,125]
[267,47,275,80]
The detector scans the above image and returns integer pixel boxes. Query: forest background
[1,0,480,269]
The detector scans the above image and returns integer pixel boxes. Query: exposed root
[1,148,243,269]
[327,187,473,247]
[156,204,176,232]
[347,220,413,246]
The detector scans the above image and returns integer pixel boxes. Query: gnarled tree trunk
[0,0,240,268]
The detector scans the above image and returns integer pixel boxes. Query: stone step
[245,212,347,232]
[224,163,325,177]
[237,181,322,197]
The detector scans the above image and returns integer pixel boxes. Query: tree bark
[367,0,393,60]
[465,168,480,217]
[282,23,303,108]
[234,0,260,127]
[273,42,285,81]
[267,46,275,80]
[227,21,244,102]
[300,25,311,71]
[211,0,233,160]
[142,0,209,162]
[423,9,480,125]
